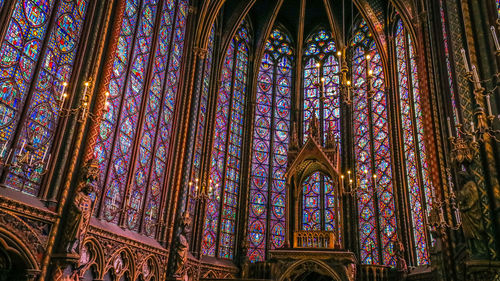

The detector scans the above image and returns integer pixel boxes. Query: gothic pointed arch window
[351,19,398,266]
[247,28,293,262]
[0,0,90,195]
[301,28,340,236]
[301,171,338,232]
[202,22,250,259]
[394,18,432,265]
[303,28,341,142]
[93,0,189,236]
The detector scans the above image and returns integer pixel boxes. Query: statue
[61,160,99,255]
[307,115,320,141]
[395,240,408,273]
[456,170,487,258]
[173,211,191,277]
[62,183,94,254]
[240,236,250,278]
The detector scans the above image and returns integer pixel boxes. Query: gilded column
[39,0,123,280]
[82,0,127,164]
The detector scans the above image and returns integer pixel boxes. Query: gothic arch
[80,238,104,279]
[0,212,44,276]
[278,259,343,281]
[103,247,135,281]
[0,228,40,277]
[135,255,160,281]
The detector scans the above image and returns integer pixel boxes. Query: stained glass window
[247,28,292,262]
[352,20,397,266]
[395,19,432,265]
[93,0,188,234]
[202,23,250,259]
[497,0,500,19]
[301,171,337,232]
[189,25,215,217]
[0,0,88,195]
[303,29,340,143]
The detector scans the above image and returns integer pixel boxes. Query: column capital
[194,47,208,59]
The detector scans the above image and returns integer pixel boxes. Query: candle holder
[428,169,462,232]
[0,138,51,178]
[340,170,357,196]
[458,32,500,143]
[448,124,478,165]
[144,210,164,228]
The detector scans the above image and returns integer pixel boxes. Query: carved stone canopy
[286,135,340,192]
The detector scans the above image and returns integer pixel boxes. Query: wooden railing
[293,230,335,248]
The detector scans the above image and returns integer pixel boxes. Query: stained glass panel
[396,19,432,265]
[92,0,188,234]
[126,0,188,234]
[352,20,397,266]
[219,39,248,260]
[202,40,235,257]
[5,0,88,195]
[248,29,292,262]
[94,0,141,212]
[202,23,250,259]
[143,0,188,236]
[0,0,57,193]
[301,172,336,233]
[497,0,500,19]
[101,0,159,224]
[302,172,321,230]
[303,29,340,143]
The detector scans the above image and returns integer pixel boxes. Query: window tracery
[93,0,188,235]
[303,29,340,143]
[247,28,292,262]
[352,20,397,266]
[0,0,89,195]
[395,18,432,265]
[202,22,250,259]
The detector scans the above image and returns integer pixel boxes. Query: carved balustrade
[293,230,336,249]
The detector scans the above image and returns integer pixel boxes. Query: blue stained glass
[142,0,188,236]
[396,19,432,265]
[94,0,141,214]
[303,29,340,145]
[202,22,250,260]
[247,28,293,262]
[4,0,88,196]
[352,20,397,266]
[101,0,159,224]
[92,0,189,235]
